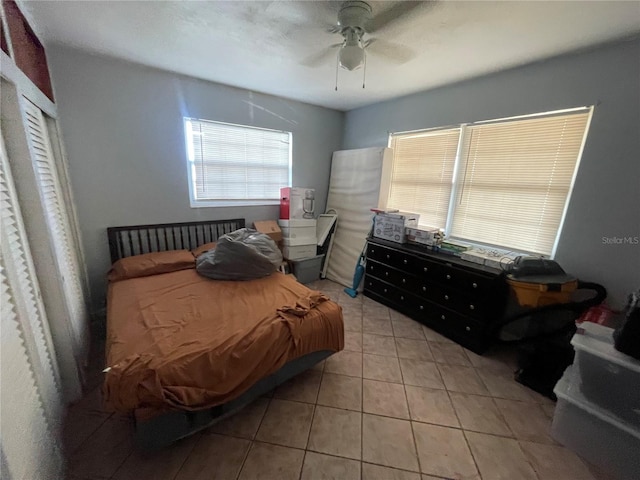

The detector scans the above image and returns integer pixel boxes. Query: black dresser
[363,237,508,354]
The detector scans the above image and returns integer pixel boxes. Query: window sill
[190,199,280,208]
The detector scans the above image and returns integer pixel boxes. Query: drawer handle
[403,259,408,264]
[446,274,451,280]
[402,278,406,283]
[465,326,471,332]
[419,305,424,310]
[469,304,475,310]
[423,267,428,272]
[383,288,388,293]
[444,295,449,301]
[472,282,478,288]
[422,286,427,292]
[441,315,446,320]
[372,249,375,253]
[386,254,390,259]
[400,295,404,301]
[385,271,389,276]
[368,282,372,286]
[370,265,374,270]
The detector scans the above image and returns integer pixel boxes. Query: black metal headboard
[107,218,245,263]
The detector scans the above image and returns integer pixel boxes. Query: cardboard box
[373,212,420,243]
[253,220,283,243]
[280,187,316,220]
[406,227,444,246]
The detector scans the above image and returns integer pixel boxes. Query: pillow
[192,242,217,258]
[108,250,195,282]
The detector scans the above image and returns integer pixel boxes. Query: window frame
[183,118,293,208]
[384,106,593,257]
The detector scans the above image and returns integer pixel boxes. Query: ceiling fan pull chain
[362,50,367,89]
[335,54,340,91]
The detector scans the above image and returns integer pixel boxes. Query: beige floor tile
[256,399,314,448]
[317,373,362,411]
[363,354,403,383]
[273,369,322,404]
[308,406,362,460]
[363,379,410,419]
[430,342,472,366]
[68,416,134,479]
[112,435,198,480]
[412,422,478,479]
[395,338,433,361]
[520,441,596,480]
[495,398,556,444]
[363,414,420,472]
[466,431,537,480]
[312,359,326,373]
[465,347,518,374]
[405,386,459,427]
[63,409,111,454]
[363,333,398,356]
[343,311,363,333]
[438,364,489,395]
[449,392,511,436]
[399,358,445,389]
[344,331,363,352]
[300,451,361,480]
[208,397,269,439]
[324,350,363,377]
[338,293,364,308]
[238,442,305,480]
[476,369,540,402]
[421,325,454,344]
[362,463,421,480]
[363,316,394,336]
[363,304,391,320]
[174,434,250,480]
[390,314,426,340]
[541,402,556,419]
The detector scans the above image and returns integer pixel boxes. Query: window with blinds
[384,108,592,256]
[184,118,292,207]
[388,128,460,229]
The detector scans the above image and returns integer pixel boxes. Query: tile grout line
[297,369,323,480]
[235,396,272,480]
[169,432,201,480]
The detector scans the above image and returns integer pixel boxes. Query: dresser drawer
[430,263,495,295]
[367,243,443,278]
[424,285,488,320]
[366,260,416,288]
[421,302,486,342]
[365,275,423,310]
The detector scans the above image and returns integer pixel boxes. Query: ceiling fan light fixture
[339,43,365,71]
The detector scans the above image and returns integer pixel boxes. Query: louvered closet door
[1,134,64,479]
[22,98,87,351]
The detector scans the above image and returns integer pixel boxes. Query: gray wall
[343,39,640,309]
[48,46,344,310]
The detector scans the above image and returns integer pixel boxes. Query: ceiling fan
[302,1,424,74]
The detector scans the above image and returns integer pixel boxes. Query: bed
[104,219,344,448]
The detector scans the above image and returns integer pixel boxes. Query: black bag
[614,288,640,360]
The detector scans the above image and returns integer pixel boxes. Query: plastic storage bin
[290,255,325,284]
[569,322,640,428]
[282,237,317,260]
[552,368,640,480]
[506,277,578,307]
[278,219,317,240]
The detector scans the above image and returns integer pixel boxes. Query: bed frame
[105,218,334,449]
[107,218,246,263]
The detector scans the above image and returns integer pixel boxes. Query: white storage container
[290,255,325,284]
[278,219,317,240]
[553,368,640,480]
[282,237,316,260]
[570,322,640,428]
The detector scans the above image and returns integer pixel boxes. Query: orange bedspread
[104,270,343,413]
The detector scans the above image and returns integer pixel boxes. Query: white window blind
[388,128,461,229]
[451,111,590,254]
[185,118,292,206]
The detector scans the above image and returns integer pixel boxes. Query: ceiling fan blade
[365,1,425,33]
[365,38,416,65]
[300,43,342,67]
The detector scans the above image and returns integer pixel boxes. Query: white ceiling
[22,0,640,111]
